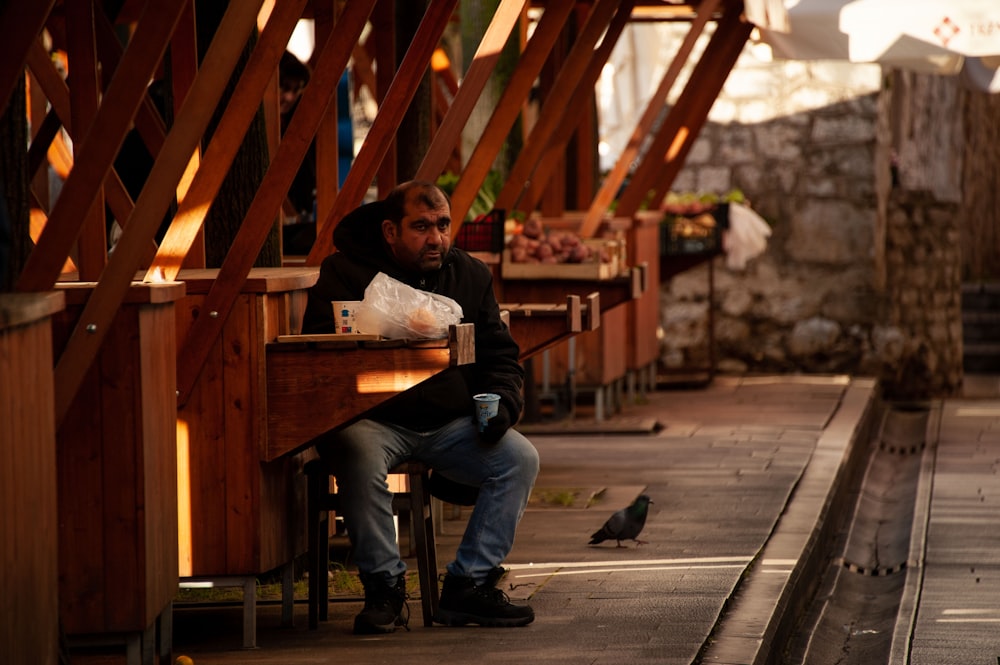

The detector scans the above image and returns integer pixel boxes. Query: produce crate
[455,209,505,252]
[501,239,624,280]
[660,203,728,256]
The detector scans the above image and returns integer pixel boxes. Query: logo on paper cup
[473,393,501,431]
[331,300,361,334]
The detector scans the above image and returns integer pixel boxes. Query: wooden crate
[53,282,183,636]
[175,268,317,578]
[1,293,64,665]
[501,239,624,280]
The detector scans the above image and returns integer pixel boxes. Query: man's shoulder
[448,247,492,276]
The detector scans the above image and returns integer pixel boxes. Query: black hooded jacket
[301,200,524,432]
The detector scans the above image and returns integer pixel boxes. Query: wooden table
[176,268,474,647]
[500,293,600,361]
[266,326,475,460]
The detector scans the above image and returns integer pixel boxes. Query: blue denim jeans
[323,416,539,584]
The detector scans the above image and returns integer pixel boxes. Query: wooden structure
[1,0,758,657]
[1,293,63,665]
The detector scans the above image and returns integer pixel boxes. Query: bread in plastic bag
[354,272,464,339]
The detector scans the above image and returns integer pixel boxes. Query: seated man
[302,180,539,634]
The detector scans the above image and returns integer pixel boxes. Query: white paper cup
[473,393,501,431]
[331,301,361,334]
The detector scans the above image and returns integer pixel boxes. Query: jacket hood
[332,199,391,264]
[331,197,455,281]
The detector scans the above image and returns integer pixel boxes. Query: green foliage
[436,169,507,221]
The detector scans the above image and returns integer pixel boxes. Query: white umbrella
[755,0,1000,90]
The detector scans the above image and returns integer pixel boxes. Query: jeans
[322,416,539,584]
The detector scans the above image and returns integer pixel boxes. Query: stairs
[962,283,1000,373]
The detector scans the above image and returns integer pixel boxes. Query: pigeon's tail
[588,528,610,545]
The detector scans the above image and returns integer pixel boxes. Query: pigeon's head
[630,494,653,516]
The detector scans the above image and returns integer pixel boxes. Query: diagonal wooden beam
[94,6,167,159]
[493,0,625,216]
[66,0,107,281]
[50,0,265,424]
[175,0,375,404]
[444,0,576,231]
[616,4,749,218]
[25,37,155,262]
[516,0,634,217]
[306,0,459,264]
[15,0,187,292]
[415,0,527,182]
[580,0,721,236]
[0,0,56,114]
[149,0,311,282]
[644,17,752,209]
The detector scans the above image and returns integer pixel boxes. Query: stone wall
[645,32,965,397]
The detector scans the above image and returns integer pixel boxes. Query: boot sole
[432,609,534,627]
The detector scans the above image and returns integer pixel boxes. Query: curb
[697,377,882,665]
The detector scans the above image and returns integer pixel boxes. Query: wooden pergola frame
[4,0,750,423]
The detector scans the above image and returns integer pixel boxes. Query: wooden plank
[371,0,396,198]
[138,301,180,620]
[177,267,318,294]
[0,292,65,329]
[416,0,528,182]
[307,0,457,264]
[66,0,107,280]
[580,0,721,237]
[52,305,104,635]
[494,0,623,215]
[98,305,143,631]
[50,0,265,426]
[0,0,55,114]
[516,0,635,216]
[16,0,187,292]
[222,294,262,573]
[616,7,750,217]
[628,213,662,369]
[445,0,575,227]
[0,296,60,665]
[176,295,229,577]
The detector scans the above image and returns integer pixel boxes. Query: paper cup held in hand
[473,393,501,432]
[331,301,361,334]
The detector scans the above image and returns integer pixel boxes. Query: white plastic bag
[723,202,771,271]
[354,272,463,339]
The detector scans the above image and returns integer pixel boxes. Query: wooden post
[0,292,64,665]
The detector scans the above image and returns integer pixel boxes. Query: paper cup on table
[473,393,501,432]
[331,301,361,334]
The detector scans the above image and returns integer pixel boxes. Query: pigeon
[588,494,653,548]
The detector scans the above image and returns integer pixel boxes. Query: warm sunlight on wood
[176,419,192,577]
[355,368,440,393]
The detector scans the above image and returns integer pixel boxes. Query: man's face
[383,193,452,273]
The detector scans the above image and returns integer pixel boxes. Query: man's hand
[478,402,512,444]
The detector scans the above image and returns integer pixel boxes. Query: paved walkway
[159,374,873,665]
[74,374,1000,664]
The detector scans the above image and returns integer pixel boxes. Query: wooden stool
[305,459,439,628]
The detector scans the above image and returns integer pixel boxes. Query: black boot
[433,567,534,627]
[354,573,409,635]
